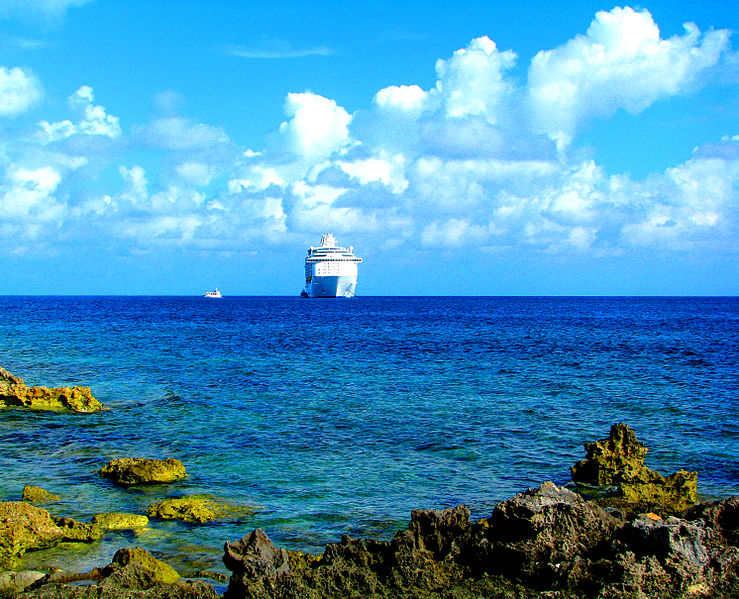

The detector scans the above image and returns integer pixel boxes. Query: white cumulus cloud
[279,92,352,160]
[0,5,735,265]
[0,66,42,116]
[374,84,429,114]
[37,86,121,142]
[435,35,517,122]
[528,6,731,147]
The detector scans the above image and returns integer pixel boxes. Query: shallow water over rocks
[0,296,736,577]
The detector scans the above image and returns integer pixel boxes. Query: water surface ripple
[0,296,736,574]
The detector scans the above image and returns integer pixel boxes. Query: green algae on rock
[99,458,187,486]
[0,502,103,570]
[571,422,698,512]
[22,486,60,504]
[17,546,218,599]
[0,366,105,413]
[89,513,149,531]
[146,495,256,524]
[109,547,180,584]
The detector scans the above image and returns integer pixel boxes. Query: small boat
[203,288,222,298]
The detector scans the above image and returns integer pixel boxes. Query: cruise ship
[301,234,362,298]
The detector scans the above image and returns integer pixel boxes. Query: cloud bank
[0,0,93,23]
[0,6,735,261]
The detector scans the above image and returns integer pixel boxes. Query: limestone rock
[0,366,105,413]
[19,578,217,599]
[90,512,149,530]
[107,547,180,584]
[147,496,255,524]
[99,458,187,486]
[621,468,698,512]
[22,486,61,504]
[683,495,739,546]
[0,501,103,570]
[49,517,102,543]
[223,504,533,599]
[571,422,649,485]
[571,423,698,512]
[221,484,739,599]
[0,501,65,570]
[480,481,619,586]
[0,366,25,396]
[17,547,217,599]
[0,570,45,594]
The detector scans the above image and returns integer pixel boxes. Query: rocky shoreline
[0,368,736,598]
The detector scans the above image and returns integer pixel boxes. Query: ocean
[0,296,737,580]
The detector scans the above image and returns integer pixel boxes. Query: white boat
[301,234,362,298]
[203,288,222,298]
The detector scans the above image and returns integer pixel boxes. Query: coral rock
[0,501,103,570]
[571,423,698,512]
[90,512,150,530]
[221,483,739,599]
[99,458,187,486]
[0,570,45,594]
[17,547,218,599]
[0,366,105,413]
[107,546,180,584]
[147,495,253,524]
[481,481,618,586]
[22,485,61,504]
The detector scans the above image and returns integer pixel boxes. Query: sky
[0,0,737,296]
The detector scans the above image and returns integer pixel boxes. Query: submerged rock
[90,512,149,530]
[571,422,698,512]
[99,458,187,486]
[221,482,739,599]
[147,496,256,524]
[0,501,103,570]
[0,366,105,413]
[22,486,60,504]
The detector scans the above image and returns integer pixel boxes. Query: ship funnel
[320,233,337,247]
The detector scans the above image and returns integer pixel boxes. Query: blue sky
[0,0,736,295]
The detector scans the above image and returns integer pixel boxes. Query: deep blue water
[0,296,737,578]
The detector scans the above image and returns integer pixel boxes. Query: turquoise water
[0,296,737,578]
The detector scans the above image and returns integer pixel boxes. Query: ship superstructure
[302,233,362,298]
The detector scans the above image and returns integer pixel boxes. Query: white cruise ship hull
[302,234,362,298]
[305,276,357,298]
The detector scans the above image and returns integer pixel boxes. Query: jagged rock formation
[21,487,60,504]
[0,502,102,570]
[571,422,698,511]
[0,367,104,413]
[146,495,255,524]
[99,458,187,486]
[221,482,739,599]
